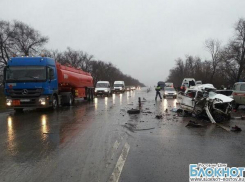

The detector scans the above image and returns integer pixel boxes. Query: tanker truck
[3,56,94,112]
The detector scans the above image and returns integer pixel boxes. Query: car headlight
[120,88,122,90]
[6,99,12,106]
[105,90,108,92]
[39,98,46,105]
[174,93,177,95]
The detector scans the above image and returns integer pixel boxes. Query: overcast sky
[1,0,245,86]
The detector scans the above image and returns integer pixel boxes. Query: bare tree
[205,39,221,83]
[226,18,245,81]
[0,20,48,66]
[11,21,48,56]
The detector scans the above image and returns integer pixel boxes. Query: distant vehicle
[113,81,125,93]
[232,82,245,109]
[95,81,112,96]
[163,87,177,99]
[165,82,174,88]
[125,86,131,91]
[130,86,136,90]
[3,56,94,112]
[195,80,202,86]
[181,78,196,90]
[157,81,165,90]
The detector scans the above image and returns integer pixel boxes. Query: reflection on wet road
[0,88,245,182]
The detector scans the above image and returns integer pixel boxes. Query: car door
[181,90,196,111]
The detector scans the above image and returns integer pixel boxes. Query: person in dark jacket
[155,84,162,101]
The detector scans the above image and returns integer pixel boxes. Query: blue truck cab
[3,56,59,111]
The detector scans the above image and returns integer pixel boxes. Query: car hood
[209,94,233,103]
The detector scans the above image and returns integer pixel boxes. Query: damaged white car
[177,84,233,123]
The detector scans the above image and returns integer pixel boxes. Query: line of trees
[0,20,145,87]
[167,18,245,88]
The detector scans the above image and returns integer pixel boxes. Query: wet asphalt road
[0,88,245,182]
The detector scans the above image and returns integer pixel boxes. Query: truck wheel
[14,108,23,113]
[52,96,58,110]
[68,93,74,106]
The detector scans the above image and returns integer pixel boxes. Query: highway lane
[0,88,245,182]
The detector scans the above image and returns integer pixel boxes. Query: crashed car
[177,84,233,123]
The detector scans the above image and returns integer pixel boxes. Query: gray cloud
[1,0,245,86]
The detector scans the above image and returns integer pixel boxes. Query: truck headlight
[39,98,46,105]
[6,99,12,106]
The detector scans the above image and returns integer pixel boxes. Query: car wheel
[14,108,23,113]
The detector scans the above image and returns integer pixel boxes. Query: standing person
[155,84,162,101]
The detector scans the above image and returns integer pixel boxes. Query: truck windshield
[114,84,123,87]
[6,66,46,82]
[96,83,109,88]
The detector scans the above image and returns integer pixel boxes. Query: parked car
[95,81,112,96]
[163,87,177,98]
[232,82,245,109]
[113,81,125,93]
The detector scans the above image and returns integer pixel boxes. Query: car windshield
[6,66,46,81]
[114,84,123,87]
[164,87,175,91]
[96,83,109,88]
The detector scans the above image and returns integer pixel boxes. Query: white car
[95,81,112,96]
[163,87,177,98]
[178,84,233,123]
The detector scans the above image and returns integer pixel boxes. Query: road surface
[0,88,245,182]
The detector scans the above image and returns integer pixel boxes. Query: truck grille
[8,89,42,98]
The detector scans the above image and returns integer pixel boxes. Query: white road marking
[111,140,120,160]
[108,143,130,182]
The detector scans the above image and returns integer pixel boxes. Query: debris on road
[231,125,242,132]
[171,108,178,112]
[155,115,163,119]
[143,111,152,114]
[186,120,204,128]
[127,109,140,114]
[123,123,136,132]
[135,127,155,131]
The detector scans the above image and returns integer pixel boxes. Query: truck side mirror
[49,69,54,80]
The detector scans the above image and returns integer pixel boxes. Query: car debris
[177,84,233,123]
[231,125,242,132]
[186,120,204,127]
[155,115,163,119]
[127,109,140,114]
